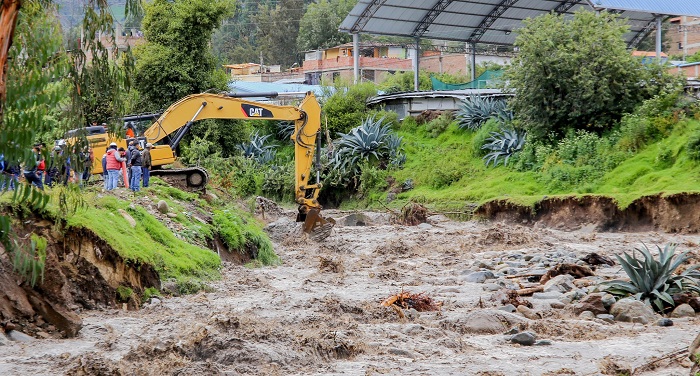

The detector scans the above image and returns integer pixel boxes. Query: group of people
[1,143,92,191]
[101,140,153,192]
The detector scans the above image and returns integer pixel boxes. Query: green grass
[65,194,221,282]
[359,118,700,212]
[213,209,279,266]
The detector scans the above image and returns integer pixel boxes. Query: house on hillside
[302,42,414,85]
[667,16,700,58]
[632,50,668,64]
[224,63,304,83]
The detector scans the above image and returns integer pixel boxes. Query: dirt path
[0,212,698,375]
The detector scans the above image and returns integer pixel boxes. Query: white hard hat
[146,143,153,148]
[109,142,117,147]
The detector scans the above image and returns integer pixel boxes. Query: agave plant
[482,128,526,167]
[457,95,508,131]
[333,116,393,172]
[602,244,700,313]
[276,121,296,141]
[238,131,276,163]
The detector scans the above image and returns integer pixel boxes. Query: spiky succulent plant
[457,95,510,131]
[276,121,295,141]
[334,116,394,171]
[602,244,700,313]
[238,131,276,164]
[482,128,526,167]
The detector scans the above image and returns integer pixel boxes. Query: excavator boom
[141,91,334,240]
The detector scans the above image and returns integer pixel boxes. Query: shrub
[602,244,700,313]
[482,128,527,167]
[116,285,133,302]
[471,118,502,156]
[322,82,378,136]
[358,164,388,196]
[687,130,700,161]
[142,287,161,302]
[262,162,295,202]
[429,167,463,189]
[378,70,431,94]
[425,113,454,138]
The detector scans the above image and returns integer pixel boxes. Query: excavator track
[150,166,209,191]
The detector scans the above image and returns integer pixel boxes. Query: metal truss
[468,0,520,43]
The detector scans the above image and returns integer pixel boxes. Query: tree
[254,0,304,68]
[134,0,233,111]
[296,0,353,52]
[504,10,662,141]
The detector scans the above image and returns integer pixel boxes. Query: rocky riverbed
[0,211,699,375]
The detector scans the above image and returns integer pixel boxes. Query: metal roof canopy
[340,0,700,90]
[340,0,700,47]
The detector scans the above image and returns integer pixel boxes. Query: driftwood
[581,252,615,266]
[381,290,442,312]
[515,286,544,296]
[540,263,594,284]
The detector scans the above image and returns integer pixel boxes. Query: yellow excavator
[75,91,335,240]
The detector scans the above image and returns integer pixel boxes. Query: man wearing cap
[142,143,152,188]
[105,142,125,190]
[129,144,143,192]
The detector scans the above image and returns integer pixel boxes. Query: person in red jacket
[105,143,125,190]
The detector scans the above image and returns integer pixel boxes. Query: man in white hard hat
[142,143,153,188]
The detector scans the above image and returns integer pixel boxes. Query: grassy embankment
[355,116,700,213]
[2,177,278,291]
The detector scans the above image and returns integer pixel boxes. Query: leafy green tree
[134,0,233,111]
[504,10,671,141]
[323,82,378,136]
[254,0,305,68]
[297,0,354,51]
[378,70,432,94]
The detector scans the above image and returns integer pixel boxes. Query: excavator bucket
[302,207,336,241]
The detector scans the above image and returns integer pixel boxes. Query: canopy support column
[655,16,662,63]
[414,37,420,91]
[353,33,360,84]
[470,42,476,81]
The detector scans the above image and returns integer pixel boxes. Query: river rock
[535,340,553,346]
[579,311,596,320]
[118,209,136,227]
[157,200,169,214]
[573,293,608,315]
[0,333,8,346]
[601,293,617,309]
[543,274,575,293]
[596,314,615,323]
[517,305,540,320]
[657,318,674,327]
[532,291,564,300]
[442,310,528,334]
[510,331,537,346]
[670,303,695,318]
[610,298,657,324]
[7,330,34,342]
[498,304,516,313]
[483,283,501,292]
[461,271,495,283]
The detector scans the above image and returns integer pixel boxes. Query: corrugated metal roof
[228,81,328,99]
[340,0,700,49]
[590,0,700,16]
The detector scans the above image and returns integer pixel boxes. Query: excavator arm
[142,91,334,240]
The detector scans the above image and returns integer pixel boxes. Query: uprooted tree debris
[381,291,443,312]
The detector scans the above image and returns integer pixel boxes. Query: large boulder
[543,274,575,293]
[572,293,608,315]
[441,310,528,334]
[670,303,695,318]
[610,298,657,324]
